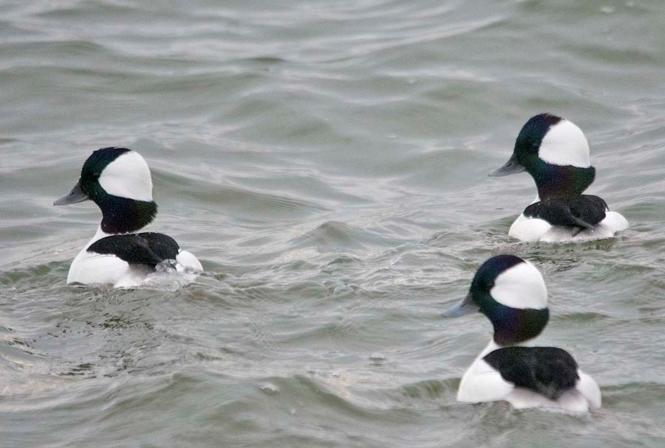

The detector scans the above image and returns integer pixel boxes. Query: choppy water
[2,0,665,446]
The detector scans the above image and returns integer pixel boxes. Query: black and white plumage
[88,232,180,267]
[490,113,628,242]
[523,195,608,231]
[54,147,203,287]
[443,255,601,412]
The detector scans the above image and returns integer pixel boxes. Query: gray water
[1,1,665,446]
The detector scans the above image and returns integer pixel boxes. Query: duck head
[54,147,157,234]
[490,114,596,199]
[443,255,550,346]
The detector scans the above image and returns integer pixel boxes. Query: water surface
[2,1,665,446]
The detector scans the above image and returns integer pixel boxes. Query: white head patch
[490,261,548,310]
[98,151,153,201]
[538,119,591,168]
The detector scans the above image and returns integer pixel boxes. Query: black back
[524,195,608,229]
[88,232,179,267]
[484,346,579,400]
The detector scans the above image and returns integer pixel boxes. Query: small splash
[258,382,280,395]
[141,265,200,291]
[369,353,386,365]
[155,260,178,272]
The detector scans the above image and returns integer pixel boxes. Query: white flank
[576,370,602,409]
[509,213,553,242]
[176,250,204,272]
[600,211,629,233]
[506,387,590,413]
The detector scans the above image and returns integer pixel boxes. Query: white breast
[457,358,514,403]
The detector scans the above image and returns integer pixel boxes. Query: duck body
[491,114,628,242]
[509,203,628,243]
[457,341,601,412]
[443,255,601,413]
[55,147,203,287]
[67,227,202,288]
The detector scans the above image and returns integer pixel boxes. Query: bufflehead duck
[490,113,628,242]
[443,255,601,412]
[54,147,203,287]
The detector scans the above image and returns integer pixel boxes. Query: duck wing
[87,232,180,267]
[483,346,579,400]
[524,195,608,230]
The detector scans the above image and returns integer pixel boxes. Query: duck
[54,147,203,287]
[443,254,601,412]
[490,113,628,242]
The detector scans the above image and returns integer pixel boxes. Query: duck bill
[442,292,479,318]
[54,181,89,206]
[489,154,525,177]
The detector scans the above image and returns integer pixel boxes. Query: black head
[54,147,157,234]
[78,147,132,201]
[444,255,550,346]
[514,114,563,166]
[490,114,596,198]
